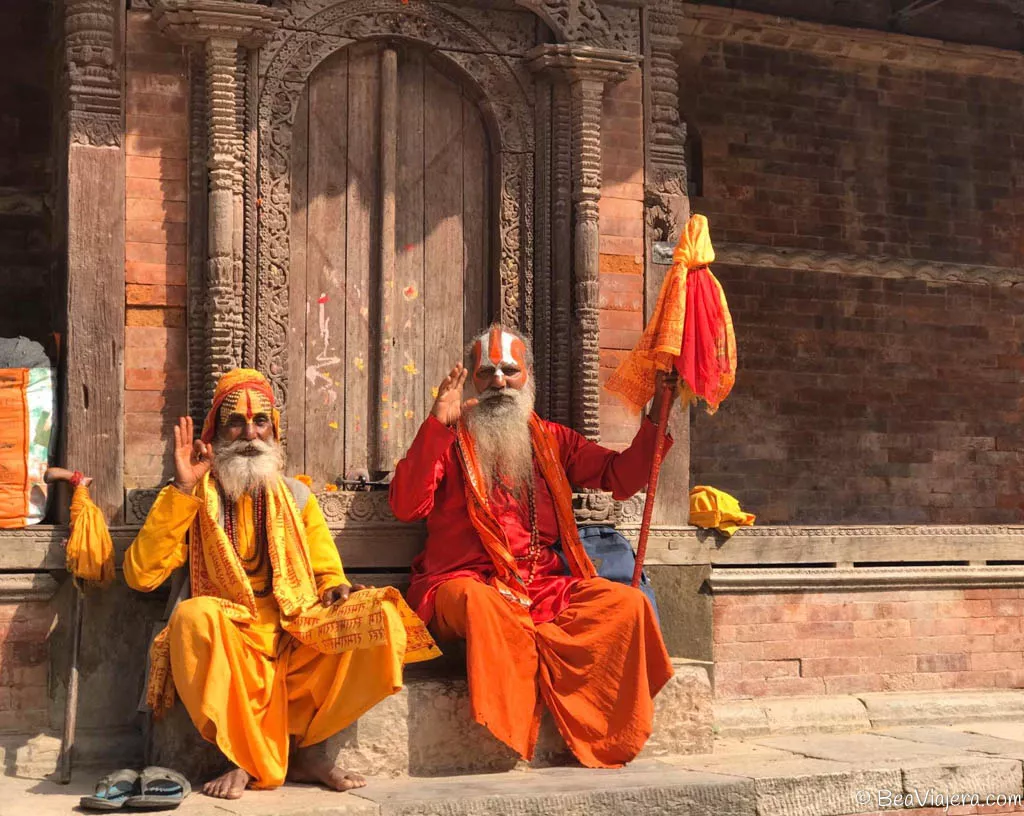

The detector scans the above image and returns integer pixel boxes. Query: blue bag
[556,525,659,620]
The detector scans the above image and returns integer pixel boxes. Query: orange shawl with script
[454,413,596,610]
[146,474,439,715]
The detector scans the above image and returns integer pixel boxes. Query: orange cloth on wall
[433,576,673,768]
[0,369,29,528]
[66,485,114,585]
[605,214,736,415]
[126,479,440,788]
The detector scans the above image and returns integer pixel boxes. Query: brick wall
[681,39,1024,524]
[0,0,57,350]
[0,601,53,733]
[690,265,1024,524]
[714,588,1024,699]
[124,12,189,490]
[599,69,645,448]
[681,40,1024,267]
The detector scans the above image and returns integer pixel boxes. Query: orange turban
[200,368,281,444]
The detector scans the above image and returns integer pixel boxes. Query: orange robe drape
[125,478,439,788]
[389,415,674,767]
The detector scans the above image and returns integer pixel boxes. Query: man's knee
[168,596,224,639]
[434,577,495,616]
[583,578,649,616]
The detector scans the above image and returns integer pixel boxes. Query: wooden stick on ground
[631,380,676,589]
[59,586,84,784]
[44,467,92,784]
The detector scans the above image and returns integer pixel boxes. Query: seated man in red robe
[389,324,675,768]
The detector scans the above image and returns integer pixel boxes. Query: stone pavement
[7,719,1024,816]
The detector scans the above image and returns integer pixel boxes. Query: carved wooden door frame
[254,1,538,430]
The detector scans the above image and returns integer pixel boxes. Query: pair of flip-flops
[80,767,190,811]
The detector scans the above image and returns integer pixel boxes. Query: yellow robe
[125,480,438,788]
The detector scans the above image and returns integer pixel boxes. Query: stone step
[148,658,713,782]
[11,722,1024,816]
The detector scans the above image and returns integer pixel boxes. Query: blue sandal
[124,766,190,810]
[79,769,141,810]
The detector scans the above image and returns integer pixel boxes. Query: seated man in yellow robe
[126,369,438,799]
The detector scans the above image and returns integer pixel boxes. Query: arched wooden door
[287,41,493,483]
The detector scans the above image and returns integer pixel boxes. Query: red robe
[389,414,671,625]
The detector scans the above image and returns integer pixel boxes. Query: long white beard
[464,379,536,496]
[213,437,285,501]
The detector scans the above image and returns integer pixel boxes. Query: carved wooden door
[287,41,493,484]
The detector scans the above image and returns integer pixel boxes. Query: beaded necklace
[504,465,542,586]
[220,485,273,598]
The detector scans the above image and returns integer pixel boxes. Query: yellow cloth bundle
[689,485,755,538]
[66,485,114,585]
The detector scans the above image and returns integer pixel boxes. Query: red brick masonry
[715,589,1024,699]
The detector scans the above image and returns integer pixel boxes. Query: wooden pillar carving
[533,79,553,419]
[187,48,208,428]
[549,82,572,428]
[151,0,282,401]
[569,75,604,440]
[643,5,691,525]
[528,45,637,441]
[645,7,689,251]
[205,37,245,395]
[62,0,125,520]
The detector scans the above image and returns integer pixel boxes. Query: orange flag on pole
[605,214,736,415]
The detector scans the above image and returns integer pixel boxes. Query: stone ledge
[0,573,60,602]
[0,726,145,780]
[709,564,1024,593]
[716,690,1024,739]
[716,242,1024,287]
[5,524,1024,571]
[677,2,1024,80]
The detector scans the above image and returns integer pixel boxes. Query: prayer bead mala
[511,475,542,586]
[220,486,273,598]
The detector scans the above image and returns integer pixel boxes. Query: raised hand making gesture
[172,415,214,494]
[430,363,479,427]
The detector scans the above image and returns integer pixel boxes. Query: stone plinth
[147,659,712,782]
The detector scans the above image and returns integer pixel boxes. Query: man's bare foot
[202,766,250,799]
[288,749,366,792]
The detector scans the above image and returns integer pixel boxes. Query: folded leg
[536,578,674,768]
[432,577,541,758]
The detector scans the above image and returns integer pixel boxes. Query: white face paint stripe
[474,330,519,371]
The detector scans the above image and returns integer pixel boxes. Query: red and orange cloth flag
[605,214,736,415]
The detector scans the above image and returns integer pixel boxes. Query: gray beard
[213,437,285,502]
[464,380,536,496]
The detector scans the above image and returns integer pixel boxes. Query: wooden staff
[44,467,91,784]
[631,379,676,589]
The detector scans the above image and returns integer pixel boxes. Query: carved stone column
[151,0,282,401]
[61,0,125,520]
[528,45,637,441]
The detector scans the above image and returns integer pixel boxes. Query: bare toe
[202,767,249,799]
